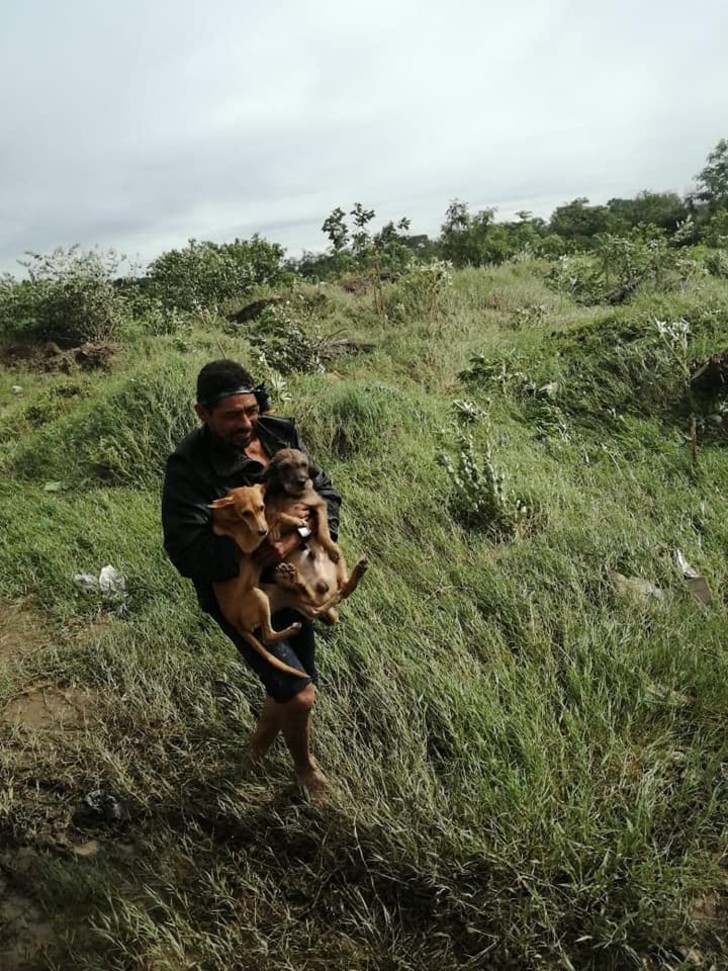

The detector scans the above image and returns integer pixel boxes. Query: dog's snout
[258,526,268,537]
[295,476,308,487]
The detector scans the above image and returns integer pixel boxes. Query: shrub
[704,249,728,279]
[248,302,371,376]
[1,247,129,346]
[395,260,453,324]
[147,236,285,312]
[511,303,547,329]
[545,231,684,305]
[438,429,527,540]
[0,277,42,342]
[248,304,327,374]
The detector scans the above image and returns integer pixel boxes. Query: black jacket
[161,416,341,611]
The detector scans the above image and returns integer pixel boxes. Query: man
[161,359,341,803]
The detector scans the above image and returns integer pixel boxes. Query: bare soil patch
[0,887,55,971]
[0,601,51,664]
[2,685,90,731]
[0,339,117,372]
[0,851,57,971]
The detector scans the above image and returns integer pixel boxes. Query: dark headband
[197,383,270,410]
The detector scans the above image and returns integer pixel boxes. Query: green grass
[1,263,726,969]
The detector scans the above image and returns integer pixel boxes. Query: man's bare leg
[246,686,328,802]
[246,696,282,764]
[279,683,328,803]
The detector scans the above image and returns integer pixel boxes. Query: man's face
[196,392,260,450]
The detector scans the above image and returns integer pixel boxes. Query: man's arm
[161,458,240,584]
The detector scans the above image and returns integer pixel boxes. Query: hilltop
[0,246,727,969]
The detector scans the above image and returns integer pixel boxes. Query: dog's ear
[209,496,235,509]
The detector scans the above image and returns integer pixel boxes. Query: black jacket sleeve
[291,427,342,541]
[161,456,240,585]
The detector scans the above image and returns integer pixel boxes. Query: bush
[248,304,327,374]
[437,404,530,540]
[545,231,685,305]
[395,260,453,324]
[147,236,285,312]
[0,276,42,342]
[704,249,728,279]
[0,247,130,346]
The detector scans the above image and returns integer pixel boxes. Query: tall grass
[0,262,726,969]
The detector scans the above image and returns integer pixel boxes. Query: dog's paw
[274,562,297,581]
[326,543,341,563]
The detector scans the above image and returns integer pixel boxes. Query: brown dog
[262,449,368,622]
[209,484,305,678]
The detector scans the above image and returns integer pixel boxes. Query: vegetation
[146,236,286,312]
[1,138,728,970]
[0,247,132,347]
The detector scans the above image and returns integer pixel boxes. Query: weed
[545,231,688,305]
[396,259,454,328]
[438,404,529,540]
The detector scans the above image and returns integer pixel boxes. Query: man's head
[195,359,263,450]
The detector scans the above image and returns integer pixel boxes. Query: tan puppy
[209,484,305,678]
[265,449,341,561]
[263,449,368,622]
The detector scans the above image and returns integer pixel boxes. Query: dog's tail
[240,631,307,680]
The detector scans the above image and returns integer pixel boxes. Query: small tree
[548,197,614,248]
[439,200,496,267]
[692,137,728,212]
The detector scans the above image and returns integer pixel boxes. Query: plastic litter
[73,573,99,592]
[671,549,711,605]
[646,682,693,707]
[73,790,127,829]
[11,385,23,394]
[98,565,126,595]
[74,564,127,599]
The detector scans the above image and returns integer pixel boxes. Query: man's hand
[254,505,315,568]
[255,531,303,568]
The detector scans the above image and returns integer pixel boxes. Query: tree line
[1,138,726,348]
[290,137,728,277]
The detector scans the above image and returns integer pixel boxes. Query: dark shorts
[206,604,317,703]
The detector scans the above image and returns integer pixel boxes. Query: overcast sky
[1,0,727,273]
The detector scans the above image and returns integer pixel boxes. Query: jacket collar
[202,416,294,480]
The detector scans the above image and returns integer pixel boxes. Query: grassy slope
[0,263,726,970]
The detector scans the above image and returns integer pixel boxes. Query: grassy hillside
[1,261,726,970]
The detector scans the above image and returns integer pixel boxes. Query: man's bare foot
[296,763,328,806]
[242,746,268,772]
